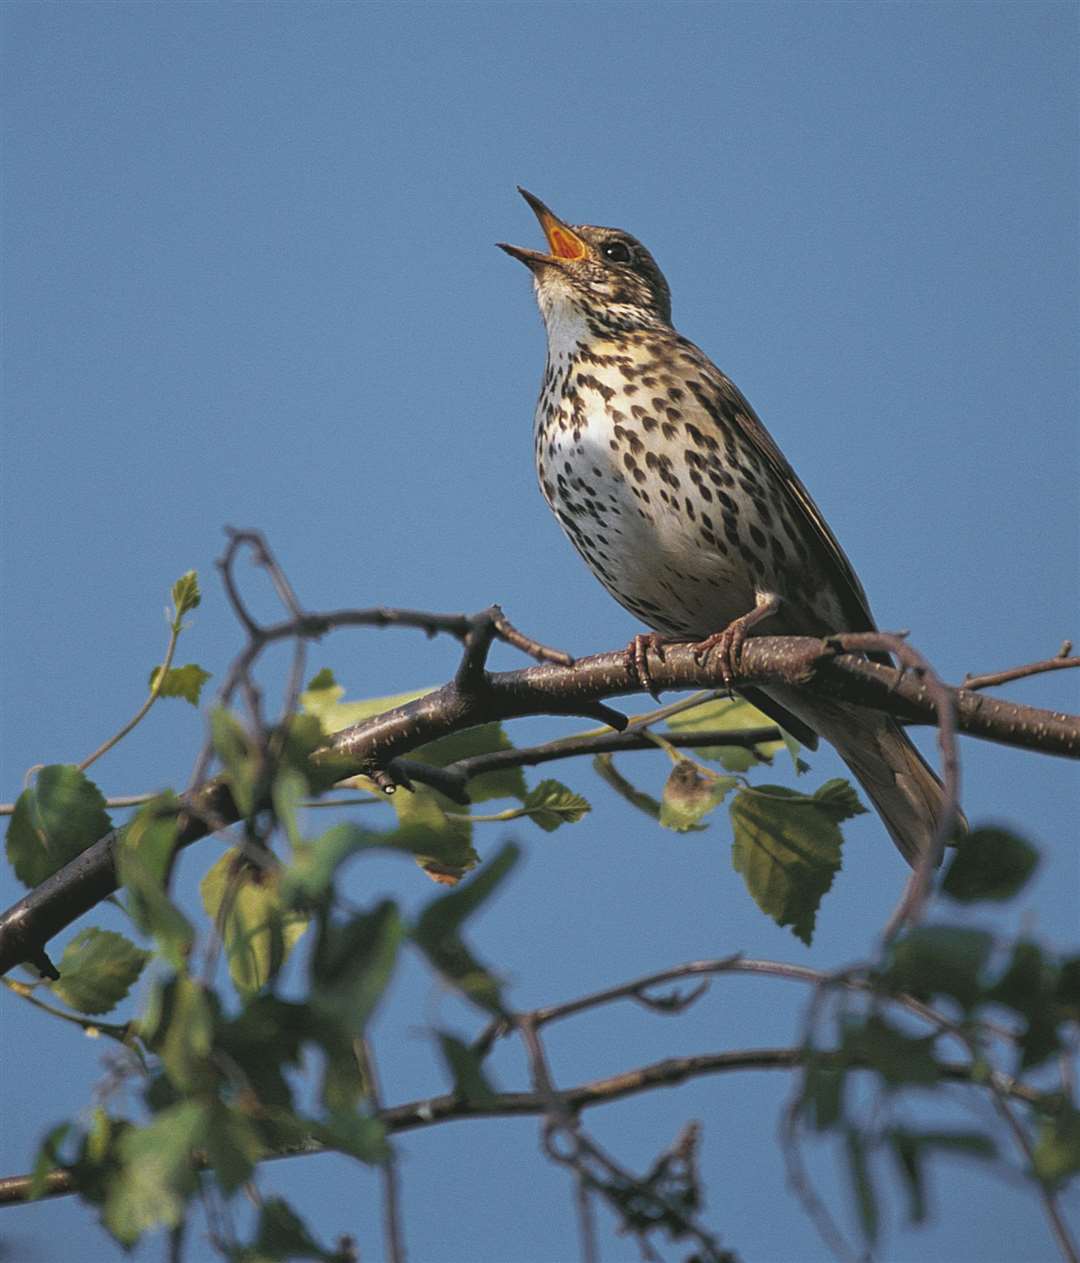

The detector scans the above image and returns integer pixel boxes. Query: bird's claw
[691,619,748,687]
[625,632,668,701]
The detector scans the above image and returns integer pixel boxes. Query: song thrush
[499,188,950,866]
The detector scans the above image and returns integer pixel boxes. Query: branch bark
[1,634,1077,977]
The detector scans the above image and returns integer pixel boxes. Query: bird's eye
[601,239,633,264]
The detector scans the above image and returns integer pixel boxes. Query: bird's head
[498,188,672,334]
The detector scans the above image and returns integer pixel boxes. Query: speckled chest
[531,329,772,638]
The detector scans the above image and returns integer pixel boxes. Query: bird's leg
[691,592,782,686]
[625,631,678,702]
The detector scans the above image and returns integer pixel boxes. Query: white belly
[535,382,758,638]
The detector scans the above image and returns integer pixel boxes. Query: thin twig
[0,792,157,816]
[780,966,866,1263]
[963,654,1080,693]
[354,1038,406,1263]
[515,1012,599,1263]
[445,722,784,786]
[515,1012,734,1263]
[76,611,184,774]
[781,1097,862,1263]
[489,604,573,666]
[3,977,134,1043]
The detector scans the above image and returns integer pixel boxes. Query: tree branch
[2,632,1077,977]
[0,1046,1041,1208]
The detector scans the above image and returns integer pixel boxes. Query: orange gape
[546,223,587,260]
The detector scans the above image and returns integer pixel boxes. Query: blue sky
[2,3,1077,1260]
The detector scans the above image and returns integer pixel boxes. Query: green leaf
[148,663,211,706]
[203,1103,264,1194]
[170,571,201,618]
[987,941,1062,1069]
[85,1106,117,1165]
[695,742,762,773]
[414,842,519,1017]
[783,733,809,773]
[987,940,1053,1017]
[1033,1108,1080,1186]
[210,708,258,817]
[278,712,330,776]
[51,928,149,1015]
[103,1101,209,1245]
[282,713,346,801]
[1056,956,1080,1016]
[413,723,527,804]
[300,674,432,736]
[800,1055,846,1132]
[200,850,308,997]
[841,1015,942,1089]
[311,1112,390,1165]
[217,996,309,1113]
[248,1196,340,1261]
[844,1128,879,1245]
[283,823,375,906]
[6,765,112,887]
[389,783,479,884]
[307,674,526,801]
[273,767,308,853]
[664,695,788,768]
[33,1109,130,1209]
[310,901,403,1037]
[942,826,1039,902]
[592,753,662,822]
[882,927,995,1011]
[438,1031,497,1105]
[916,1130,997,1161]
[728,785,844,945]
[116,796,193,968]
[887,1130,926,1224]
[29,1122,76,1199]
[142,975,216,1093]
[658,760,736,832]
[520,779,591,831]
[810,779,868,824]
[282,818,480,908]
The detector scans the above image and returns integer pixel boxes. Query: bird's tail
[760,688,960,867]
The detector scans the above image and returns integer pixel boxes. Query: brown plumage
[500,188,951,866]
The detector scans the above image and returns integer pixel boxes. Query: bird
[498,187,952,867]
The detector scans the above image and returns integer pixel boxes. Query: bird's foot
[625,632,672,701]
[691,622,747,687]
[691,594,782,686]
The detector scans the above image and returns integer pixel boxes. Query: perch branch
[2,634,1078,976]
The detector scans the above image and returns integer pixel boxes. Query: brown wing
[680,336,880,641]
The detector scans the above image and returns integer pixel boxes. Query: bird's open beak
[497,187,589,268]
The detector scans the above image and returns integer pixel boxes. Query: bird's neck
[539,294,592,368]
[538,295,672,377]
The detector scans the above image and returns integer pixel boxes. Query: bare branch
[0,1046,1042,1208]
[963,651,1080,693]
